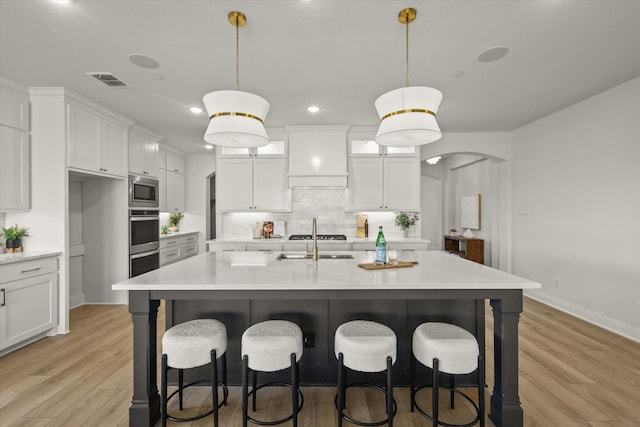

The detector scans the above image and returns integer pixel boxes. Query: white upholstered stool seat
[161,319,228,427]
[334,320,397,427]
[241,320,304,427]
[163,319,227,369]
[335,320,397,373]
[412,322,479,374]
[410,322,484,427]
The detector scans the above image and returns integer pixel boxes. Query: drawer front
[160,238,180,249]
[159,248,180,266]
[0,257,58,284]
[181,234,198,244]
[180,242,198,258]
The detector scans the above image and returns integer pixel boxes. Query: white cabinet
[158,148,186,213]
[165,170,185,212]
[0,125,30,211]
[347,156,419,211]
[0,77,29,131]
[349,139,418,157]
[159,233,199,266]
[129,127,159,178]
[217,157,290,212]
[67,104,128,177]
[0,255,59,352]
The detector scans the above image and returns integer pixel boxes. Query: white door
[347,157,384,211]
[217,158,253,211]
[0,125,29,210]
[384,157,420,210]
[101,119,127,177]
[253,158,290,211]
[68,104,101,172]
[166,170,185,212]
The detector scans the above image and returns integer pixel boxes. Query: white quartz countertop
[0,251,62,265]
[207,237,430,244]
[160,231,199,239]
[113,250,540,291]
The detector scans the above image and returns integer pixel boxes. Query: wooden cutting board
[358,261,418,270]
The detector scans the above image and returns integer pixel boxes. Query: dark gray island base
[114,251,539,427]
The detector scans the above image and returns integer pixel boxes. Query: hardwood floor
[1,298,639,426]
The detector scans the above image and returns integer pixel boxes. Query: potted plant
[395,212,419,237]
[169,212,184,232]
[1,224,29,253]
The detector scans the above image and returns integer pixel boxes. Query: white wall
[183,153,215,253]
[511,76,640,341]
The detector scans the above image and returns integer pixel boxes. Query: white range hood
[287,125,350,188]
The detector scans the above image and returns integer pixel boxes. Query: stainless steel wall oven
[129,209,159,277]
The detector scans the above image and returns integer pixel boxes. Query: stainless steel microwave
[129,175,159,208]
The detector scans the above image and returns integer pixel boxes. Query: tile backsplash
[222,189,419,239]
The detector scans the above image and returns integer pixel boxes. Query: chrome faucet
[311,217,319,261]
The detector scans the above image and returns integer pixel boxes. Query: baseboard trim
[69,293,84,309]
[525,290,640,343]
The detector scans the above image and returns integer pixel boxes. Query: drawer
[160,238,180,249]
[0,257,58,284]
[180,243,198,258]
[159,248,180,266]
[182,234,198,244]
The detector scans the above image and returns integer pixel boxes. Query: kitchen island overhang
[114,251,540,427]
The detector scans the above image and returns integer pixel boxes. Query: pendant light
[203,11,270,148]
[375,8,443,146]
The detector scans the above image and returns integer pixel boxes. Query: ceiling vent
[86,72,128,87]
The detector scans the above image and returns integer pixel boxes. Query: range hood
[287,125,350,188]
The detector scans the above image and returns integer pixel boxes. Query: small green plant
[169,212,184,226]
[1,225,29,241]
[395,212,419,230]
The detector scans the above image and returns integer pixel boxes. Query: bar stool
[241,320,304,427]
[410,322,484,427]
[334,320,397,427]
[161,318,228,427]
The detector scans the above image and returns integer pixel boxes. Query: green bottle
[375,226,386,265]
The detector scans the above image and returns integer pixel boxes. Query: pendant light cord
[235,14,240,91]
[405,16,410,87]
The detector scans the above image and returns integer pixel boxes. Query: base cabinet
[0,256,59,352]
[159,233,199,266]
[444,235,484,264]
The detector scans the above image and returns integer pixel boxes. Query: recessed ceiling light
[426,156,442,165]
[307,105,320,113]
[205,144,214,150]
[51,0,72,4]
[478,46,509,62]
[129,54,160,69]
[190,107,203,114]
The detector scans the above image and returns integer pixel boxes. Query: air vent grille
[86,73,128,87]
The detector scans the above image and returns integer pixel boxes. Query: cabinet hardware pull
[21,267,42,274]
[1,289,5,307]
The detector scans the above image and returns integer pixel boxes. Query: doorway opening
[206,173,216,240]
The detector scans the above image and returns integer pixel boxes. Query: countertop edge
[0,251,63,265]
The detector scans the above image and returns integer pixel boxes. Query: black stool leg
[161,354,168,427]
[178,368,184,410]
[291,353,299,427]
[410,353,416,413]
[337,352,344,427]
[252,369,258,412]
[478,355,485,427]
[211,349,218,427]
[450,374,455,409]
[222,352,228,406]
[386,356,393,427]
[432,358,439,427]
[242,355,249,427]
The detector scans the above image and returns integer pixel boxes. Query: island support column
[128,290,161,427]
[489,290,524,427]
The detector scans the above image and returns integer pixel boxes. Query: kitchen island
[113,250,540,427]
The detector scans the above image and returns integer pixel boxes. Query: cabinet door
[128,130,145,175]
[101,119,127,177]
[347,157,384,211]
[68,104,101,172]
[143,141,159,178]
[217,158,253,211]
[166,170,185,212]
[0,125,30,211]
[157,168,167,211]
[384,157,420,210]
[166,152,185,174]
[253,158,290,211]
[0,273,58,350]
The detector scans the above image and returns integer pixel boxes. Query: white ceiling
[1,0,639,154]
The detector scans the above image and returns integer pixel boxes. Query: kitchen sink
[276,253,354,260]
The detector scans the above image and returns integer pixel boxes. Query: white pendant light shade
[203,90,270,148]
[375,86,443,146]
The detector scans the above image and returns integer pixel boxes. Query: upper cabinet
[129,126,159,178]
[67,103,128,177]
[218,139,287,158]
[349,139,418,157]
[158,147,186,212]
[0,78,30,212]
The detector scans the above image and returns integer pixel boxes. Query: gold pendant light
[203,11,270,148]
[375,8,443,146]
